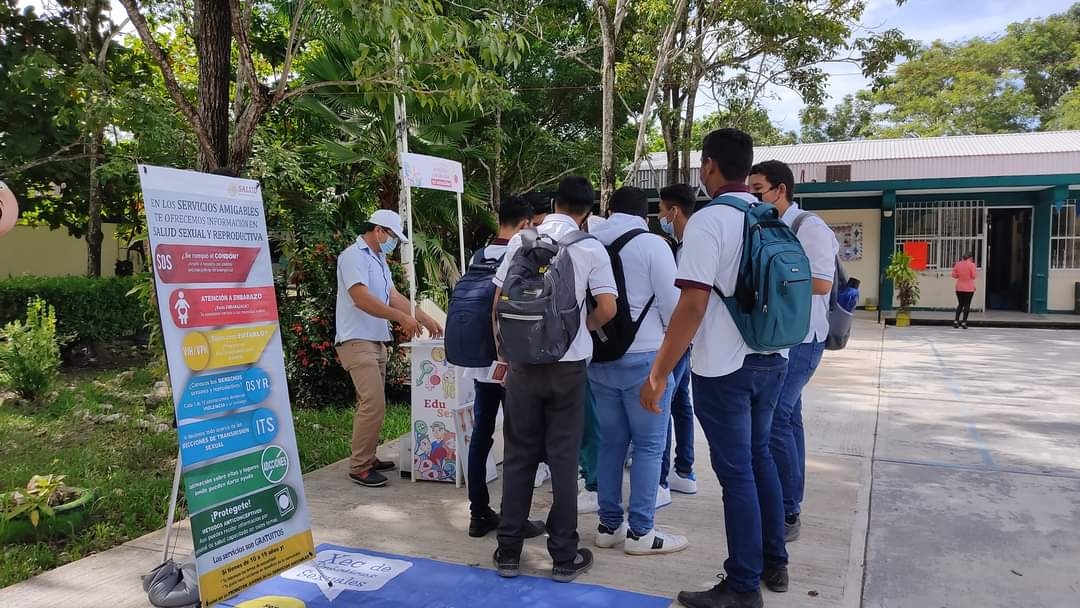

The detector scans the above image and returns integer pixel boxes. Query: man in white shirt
[335,210,442,488]
[588,186,686,556]
[492,176,617,583]
[642,129,789,608]
[749,160,838,543]
[656,184,700,496]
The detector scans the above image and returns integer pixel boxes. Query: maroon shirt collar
[491,238,510,245]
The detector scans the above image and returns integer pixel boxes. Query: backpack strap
[557,229,598,248]
[607,228,656,324]
[700,194,755,299]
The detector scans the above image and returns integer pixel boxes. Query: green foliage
[800,93,878,143]
[0,276,147,344]
[0,474,74,529]
[0,297,61,400]
[885,252,921,311]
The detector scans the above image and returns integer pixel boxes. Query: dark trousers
[693,354,789,593]
[661,350,695,486]
[955,291,974,322]
[579,382,599,492]
[497,360,587,564]
[468,381,505,516]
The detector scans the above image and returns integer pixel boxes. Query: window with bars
[894,200,986,269]
[1051,201,1080,269]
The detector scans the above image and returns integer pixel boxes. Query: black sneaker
[372,458,396,472]
[762,564,789,593]
[523,519,547,539]
[552,548,593,583]
[953,321,960,329]
[469,510,500,538]
[493,547,520,578]
[349,469,387,487]
[677,577,764,608]
[784,515,801,542]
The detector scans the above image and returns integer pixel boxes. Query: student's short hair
[701,128,754,182]
[659,184,696,217]
[499,196,533,227]
[749,160,795,202]
[521,191,552,217]
[554,176,595,216]
[609,186,648,218]
[963,251,975,260]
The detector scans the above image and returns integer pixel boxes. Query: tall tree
[799,92,877,143]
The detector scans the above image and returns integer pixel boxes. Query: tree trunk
[492,107,502,210]
[86,128,104,277]
[194,0,232,171]
[596,2,617,212]
[679,83,698,186]
[663,84,681,186]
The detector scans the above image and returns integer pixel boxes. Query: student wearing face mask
[336,209,443,488]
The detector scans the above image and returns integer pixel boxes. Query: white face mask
[380,235,398,254]
[659,214,675,237]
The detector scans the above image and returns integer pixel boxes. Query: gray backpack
[792,212,854,350]
[496,228,596,364]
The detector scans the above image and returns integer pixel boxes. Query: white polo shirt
[676,190,779,378]
[494,214,617,363]
[590,213,679,354]
[335,238,394,344]
[782,203,840,344]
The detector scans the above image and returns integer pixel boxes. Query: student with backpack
[656,183,700,496]
[492,176,618,583]
[749,160,840,544]
[445,196,546,540]
[587,186,685,555]
[642,129,812,608]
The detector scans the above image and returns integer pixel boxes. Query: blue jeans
[468,381,505,516]
[693,354,789,593]
[589,352,673,535]
[771,340,825,518]
[661,350,695,486]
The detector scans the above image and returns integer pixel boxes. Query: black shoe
[523,519,546,539]
[349,469,388,487]
[784,515,801,542]
[762,564,789,593]
[552,548,594,583]
[953,321,960,328]
[469,511,500,538]
[372,458,396,472]
[677,578,764,608]
[493,548,520,578]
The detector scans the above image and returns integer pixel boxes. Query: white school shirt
[463,239,509,383]
[493,214,618,363]
[675,190,783,378]
[335,238,393,344]
[589,213,679,354]
[782,203,840,343]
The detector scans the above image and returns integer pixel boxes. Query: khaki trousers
[336,340,388,474]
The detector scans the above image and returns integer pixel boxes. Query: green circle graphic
[260,445,289,483]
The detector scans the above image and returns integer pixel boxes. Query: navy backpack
[445,248,503,367]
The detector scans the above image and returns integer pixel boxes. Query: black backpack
[589,229,655,363]
[445,249,503,367]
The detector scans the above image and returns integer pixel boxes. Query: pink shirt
[952,259,977,293]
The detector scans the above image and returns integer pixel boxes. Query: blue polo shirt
[335,239,394,343]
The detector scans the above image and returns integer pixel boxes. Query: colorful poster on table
[138,165,314,607]
[407,340,474,482]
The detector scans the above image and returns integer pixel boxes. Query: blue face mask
[380,236,399,254]
[659,214,675,237]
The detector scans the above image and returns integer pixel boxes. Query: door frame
[985,205,1035,313]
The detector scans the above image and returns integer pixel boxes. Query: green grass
[0,364,409,588]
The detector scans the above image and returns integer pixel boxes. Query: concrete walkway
[3,320,1078,607]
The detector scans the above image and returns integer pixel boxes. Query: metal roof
[640,130,1080,170]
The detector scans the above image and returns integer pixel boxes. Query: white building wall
[814,209,881,307]
[786,152,1080,184]
[1049,270,1080,312]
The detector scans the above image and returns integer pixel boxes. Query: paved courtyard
[2,319,1078,607]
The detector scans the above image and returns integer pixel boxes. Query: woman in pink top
[952,252,978,329]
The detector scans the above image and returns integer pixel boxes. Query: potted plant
[0,475,94,543]
[885,251,921,327]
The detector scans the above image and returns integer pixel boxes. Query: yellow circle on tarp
[234,596,306,608]
[431,347,445,362]
[182,331,211,371]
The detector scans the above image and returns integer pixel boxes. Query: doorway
[986,208,1032,311]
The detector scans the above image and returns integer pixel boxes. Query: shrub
[0,297,61,400]
[0,276,148,344]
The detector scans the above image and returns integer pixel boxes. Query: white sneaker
[577,476,586,493]
[577,489,599,514]
[534,463,550,488]
[655,485,672,509]
[624,528,689,555]
[594,521,627,548]
[668,471,698,495]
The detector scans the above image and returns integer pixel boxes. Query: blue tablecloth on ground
[215,543,672,608]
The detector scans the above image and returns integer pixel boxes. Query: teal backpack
[702,194,812,352]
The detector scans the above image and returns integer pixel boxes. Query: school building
[634,131,1080,314]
